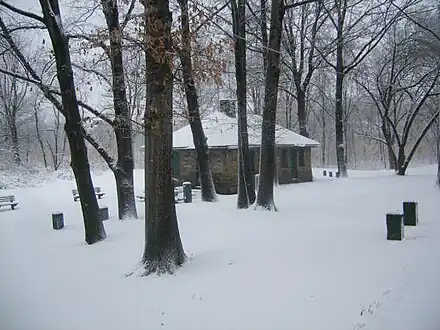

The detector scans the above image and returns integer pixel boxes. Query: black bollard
[99,206,109,221]
[52,212,64,230]
[386,213,404,240]
[183,182,192,203]
[323,170,327,176]
[403,202,418,226]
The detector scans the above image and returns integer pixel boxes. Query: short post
[336,171,340,178]
[183,182,192,203]
[403,201,418,226]
[329,171,333,177]
[99,206,109,221]
[323,170,327,176]
[386,213,404,241]
[52,212,64,230]
[255,174,260,190]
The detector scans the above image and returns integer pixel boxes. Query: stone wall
[297,147,313,182]
[174,146,313,194]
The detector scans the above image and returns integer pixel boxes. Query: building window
[281,148,289,168]
[299,149,306,167]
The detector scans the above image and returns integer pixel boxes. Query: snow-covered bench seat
[72,187,105,202]
[0,195,18,210]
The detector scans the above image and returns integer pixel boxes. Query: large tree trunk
[232,0,256,209]
[335,29,347,177]
[39,0,106,244]
[396,145,406,175]
[113,167,137,219]
[260,0,268,74]
[382,120,397,170]
[140,0,185,275]
[255,0,285,211]
[101,0,138,220]
[387,144,397,170]
[297,89,309,137]
[177,0,217,202]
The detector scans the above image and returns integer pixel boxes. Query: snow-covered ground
[0,166,439,330]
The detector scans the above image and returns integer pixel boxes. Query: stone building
[169,108,320,195]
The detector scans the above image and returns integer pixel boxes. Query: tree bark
[260,0,268,74]
[335,17,347,177]
[255,0,285,211]
[10,118,20,166]
[177,0,217,202]
[39,0,106,244]
[232,0,256,208]
[34,106,48,167]
[396,145,406,175]
[101,0,138,220]
[297,89,309,137]
[140,0,185,275]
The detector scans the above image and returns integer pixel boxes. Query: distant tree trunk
[297,89,308,137]
[1,76,22,166]
[39,0,105,244]
[177,0,217,202]
[255,0,284,211]
[101,0,138,220]
[140,0,185,275]
[232,0,256,209]
[34,105,48,167]
[10,115,20,166]
[335,18,347,177]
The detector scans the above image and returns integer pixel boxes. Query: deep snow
[0,166,439,330]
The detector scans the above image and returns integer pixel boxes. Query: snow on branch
[0,1,45,23]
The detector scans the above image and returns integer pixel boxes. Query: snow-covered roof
[172,111,319,149]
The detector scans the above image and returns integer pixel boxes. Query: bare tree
[231,0,256,208]
[176,0,217,202]
[255,0,285,210]
[0,1,106,244]
[0,52,28,166]
[46,106,67,170]
[33,101,48,168]
[255,0,318,210]
[281,0,324,137]
[138,0,186,275]
[319,0,401,177]
[100,0,138,219]
[355,24,440,176]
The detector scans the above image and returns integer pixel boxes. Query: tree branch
[0,1,45,23]
[284,0,319,11]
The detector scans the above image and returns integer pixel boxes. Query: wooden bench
[0,195,18,210]
[72,187,105,202]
